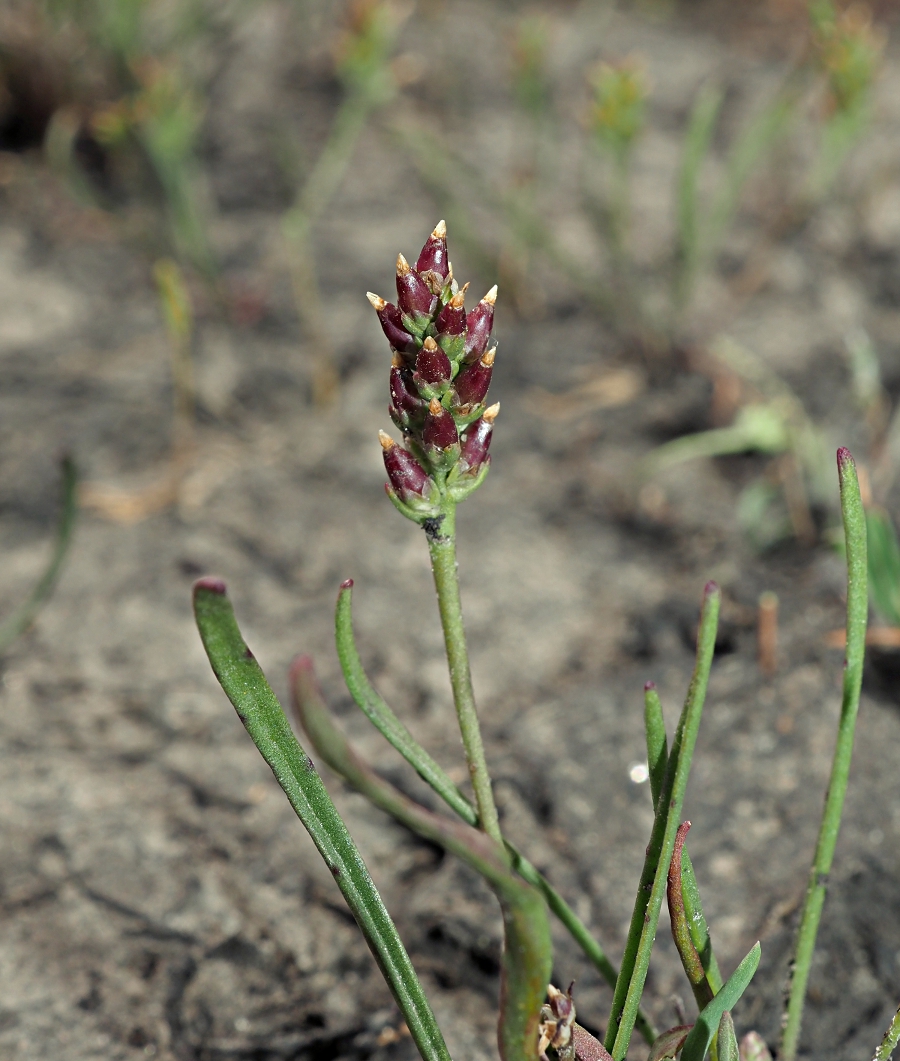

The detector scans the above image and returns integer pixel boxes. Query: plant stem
[426,501,503,847]
[780,449,868,1061]
[874,1004,900,1061]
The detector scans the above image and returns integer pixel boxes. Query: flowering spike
[369,223,500,520]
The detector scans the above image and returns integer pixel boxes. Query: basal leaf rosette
[367,221,499,523]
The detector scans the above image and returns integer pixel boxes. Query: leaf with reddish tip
[648,1026,693,1061]
[192,582,451,1061]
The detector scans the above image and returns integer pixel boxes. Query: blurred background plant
[281,0,409,405]
[0,455,77,654]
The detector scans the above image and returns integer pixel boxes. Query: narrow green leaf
[335,581,475,823]
[644,685,723,995]
[781,449,868,1061]
[334,585,656,1041]
[682,849,724,994]
[667,821,714,1011]
[0,455,78,654]
[675,83,724,305]
[681,942,761,1061]
[644,683,667,811]
[707,90,796,256]
[193,581,451,1061]
[290,655,551,1061]
[606,582,721,1060]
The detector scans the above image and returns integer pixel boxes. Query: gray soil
[2,2,900,1059]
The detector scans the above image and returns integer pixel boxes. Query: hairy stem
[874,1004,900,1061]
[427,502,503,846]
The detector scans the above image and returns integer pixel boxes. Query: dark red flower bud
[396,253,437,321]
[423,397,459,450]
[454,346,495,406]
[435,288,466,336]
[415,336,451,385]
[379,431,431,501]
[415,219,450,280]
[366,292,417,355]
[390,357,425,418]
[460,403,498,470]
[463,286,497,362]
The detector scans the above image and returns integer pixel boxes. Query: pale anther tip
[366,291,387,310]
[432,219,447,238]
[378,429,395,450]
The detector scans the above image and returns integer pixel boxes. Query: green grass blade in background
[193,580,451,1061]
[866,507,900,626]
[780,448,868,1060]
[0,455,78,654]
[674,84,724,307]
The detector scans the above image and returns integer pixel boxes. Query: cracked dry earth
[3,2,900,1059]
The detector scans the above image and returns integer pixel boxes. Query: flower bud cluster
[367,221,500,521]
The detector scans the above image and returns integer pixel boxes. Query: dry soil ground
[2,2,900,1059]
